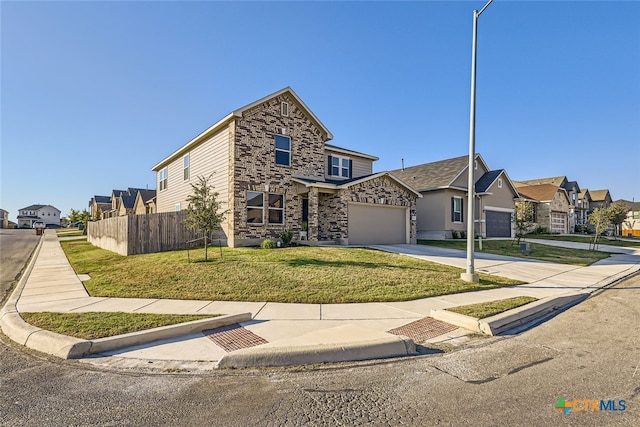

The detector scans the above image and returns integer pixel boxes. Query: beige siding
[451,161,488,188]
[324,150,373,180]
[156,126,231,222]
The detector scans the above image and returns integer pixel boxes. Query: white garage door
[348,204,407,245]
[551,212,567,234]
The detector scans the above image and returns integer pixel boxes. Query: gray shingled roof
[389,155,469,191]
[475,170,503,193]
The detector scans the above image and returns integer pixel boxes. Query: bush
[261,239,277,249]
[279,228,294,246]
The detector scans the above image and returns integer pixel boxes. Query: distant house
[88,195,111,220]
[0,209,8,229]
[513,176,582,233]
[577,189,592,228]
[17,204,61,228]
[514,184,571,234]
[133,191,156,215]
[587,189,613,213]
[390,154,519,239]
[151,87,419,247]
[617,199,640,237]
[101,188,157,218]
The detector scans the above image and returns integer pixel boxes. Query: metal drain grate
[203,324,268,352]
[388,317,458,341]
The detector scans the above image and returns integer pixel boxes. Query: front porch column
[308,187,319,242]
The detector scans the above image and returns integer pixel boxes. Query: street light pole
[461,0,493,283]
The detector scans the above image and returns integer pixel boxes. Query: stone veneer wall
[318,192,346,242]
[230,93,327,246]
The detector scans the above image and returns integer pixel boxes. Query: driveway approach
[1,231,638,370]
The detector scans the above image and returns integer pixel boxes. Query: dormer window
[328,155,351,178]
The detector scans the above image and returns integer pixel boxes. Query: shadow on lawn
[286,258,417,269]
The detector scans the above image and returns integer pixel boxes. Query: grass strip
[21,312,218,340]
[447,296,538,319]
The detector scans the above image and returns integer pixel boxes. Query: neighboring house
[577,189,592,228]
[617,199,640,237]
[514,184,571,234]
[133,192,157,215]
[16,204,61,228]
[390,154,519,239]
[151,87,419,247]
[0,209,8,229]
[587,189,613,213]
[513,176,582,233]
[102,188,156,218]
[88,195,112,220]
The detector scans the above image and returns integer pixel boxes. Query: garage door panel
[551,212,567,234]
[349,204,406,245]
[486,211,512,238]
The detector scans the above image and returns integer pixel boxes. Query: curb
[218,324,416,368]
[430,291,589,336]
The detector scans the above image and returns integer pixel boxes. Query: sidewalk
[2,231,639,371]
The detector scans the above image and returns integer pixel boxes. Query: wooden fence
[87,212,224,256]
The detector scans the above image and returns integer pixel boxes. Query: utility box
[519,242,530,253]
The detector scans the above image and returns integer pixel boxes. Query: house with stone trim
[514,184,571,234]
[151,87,419,247]
[513,176,583,233]
[390,154,519,239]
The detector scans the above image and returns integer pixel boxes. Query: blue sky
[1,0,638,222]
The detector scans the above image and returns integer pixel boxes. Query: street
[0,229,40,300]
[0,230,638,426]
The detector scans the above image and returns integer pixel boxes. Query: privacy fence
[87,212,209,256]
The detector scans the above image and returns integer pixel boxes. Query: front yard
[60,240,523,304]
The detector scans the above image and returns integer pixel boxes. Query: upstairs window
[268,194,284,224]
[275,135,291,167]
[183,154,190,181]
[451,196,463,223]
[328,155,351,178]
[159,167,168,191]
[247,191,264,224]
[281,101,289,117]
[498,178,503,188]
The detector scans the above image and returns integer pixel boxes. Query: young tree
[588,207,612,250]
[607,201,630,239]
[183,175,226,261]
[513,201,535,245]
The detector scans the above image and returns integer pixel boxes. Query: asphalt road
[0,236,638,426]
[0,228,40,301]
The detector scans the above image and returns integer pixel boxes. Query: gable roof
[152,87,333,171]
[92,195,111,204]
[325,143,378,161]
[19,204,60,212]
[292,172,422,198]
[616,199,640,210]
[389,154,487,192]
[514,176,567,187]
[515,183,569,203]
[588,189,611,202]
[474,169,520,198]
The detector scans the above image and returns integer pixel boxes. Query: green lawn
[418,239,610,266]
[60,240,523,304]
[447,296,538,319]
[21,312,217,340]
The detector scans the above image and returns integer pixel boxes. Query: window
[328,155,351,178]
[247,191,264,224]
[183,154,190,181]
[281,101,289,117]
[175,203,181,212]
[159,167,168,191]
[268,194,284,224]
[275,135,291,166]
[452,197,463,223]
[498,178,503,188]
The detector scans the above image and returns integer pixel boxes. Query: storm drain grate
[388,317,458,341]
[203,324,268,352]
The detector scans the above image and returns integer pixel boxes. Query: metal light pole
[461,0,493,283]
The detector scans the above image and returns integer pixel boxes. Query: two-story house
[0,208,8,229]
[151,87,419,247]
[390,154,519,239]
[17,204,61,228]
[88,196,112,220]
[100,188,156,219]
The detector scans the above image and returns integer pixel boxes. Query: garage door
[551,212,567,234]
[348,204,407,245]
[486,211,512,238]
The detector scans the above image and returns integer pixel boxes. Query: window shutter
[327,155,332,175]
[451,197,455,222]
[460,197,464,222]
[348,160,353,178]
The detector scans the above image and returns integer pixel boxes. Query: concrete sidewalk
[1,231,638,370]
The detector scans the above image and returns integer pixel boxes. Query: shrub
[261,239,277,249]
[279,228,294,246]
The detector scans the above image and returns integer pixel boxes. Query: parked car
[32,221,45,229]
